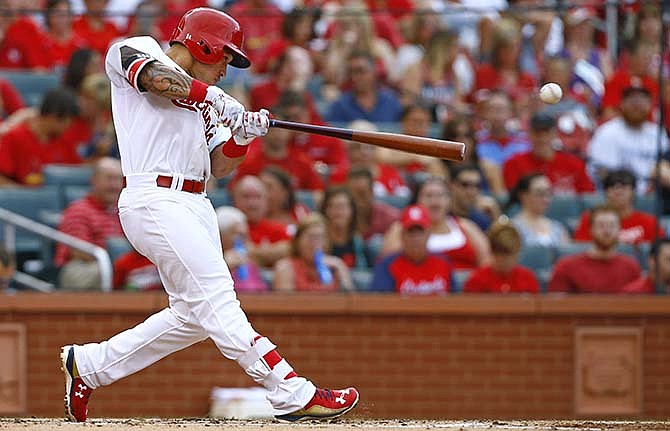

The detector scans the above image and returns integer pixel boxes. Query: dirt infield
[1,418,669,431]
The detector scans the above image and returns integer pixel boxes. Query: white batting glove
[205,86,245,129]
[232,109,270,146]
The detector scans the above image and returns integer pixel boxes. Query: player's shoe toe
[275,387,359,422]
[60,345,93,422]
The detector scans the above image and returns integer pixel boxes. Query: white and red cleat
[60,346,93,422]
[275,387,360,422]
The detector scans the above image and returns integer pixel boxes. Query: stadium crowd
[0,0,669,294]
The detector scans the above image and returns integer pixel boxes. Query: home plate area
[2,418,669,431]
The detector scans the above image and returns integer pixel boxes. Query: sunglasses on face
[456,180,481,189]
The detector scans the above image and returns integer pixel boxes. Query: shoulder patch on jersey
[120,46,152,71]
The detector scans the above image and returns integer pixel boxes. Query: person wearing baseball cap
[369,205,453,295]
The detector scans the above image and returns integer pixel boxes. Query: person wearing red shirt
[113,250,162,291]
[549,204,641,293]
[44,0,89,70]
[370,205,452,294]
[463,220,539,294]
[273,213,354,292]
[72,0,121,57]
[601,41,658,122]
[503,112,595,194]
[0,89,81,186]
[226,0,283,68]
[573,169,664,245]
[231,175,291,268]
[0,10,51,69]
[623,239,670,295]
[0,78,24,119]
[56,157,124,290]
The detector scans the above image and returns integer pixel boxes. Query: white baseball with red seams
[68,35,316,416]
[539,82,563,104]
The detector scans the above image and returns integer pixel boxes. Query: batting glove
[205,86,245,129]
[232,109,270,146]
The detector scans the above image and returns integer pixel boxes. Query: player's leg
[125,192,358,419]
[61,302,207,422]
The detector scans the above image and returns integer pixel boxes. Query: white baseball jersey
[105,36,229,181]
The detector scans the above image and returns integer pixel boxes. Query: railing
[0,207,113,292]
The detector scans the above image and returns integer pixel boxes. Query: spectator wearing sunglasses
[448,164,500,232]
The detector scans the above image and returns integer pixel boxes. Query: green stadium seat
[518,245,555,272]
[43,164,92,186]
[377,194,410,209]
[546,195,581,222]
[579,192,604,210]
[555,242,590,259]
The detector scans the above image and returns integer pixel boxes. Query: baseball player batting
[59,7,359,423]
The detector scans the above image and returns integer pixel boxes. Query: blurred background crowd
[0,0,669,295]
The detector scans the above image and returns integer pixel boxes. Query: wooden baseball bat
[269,119,466,161]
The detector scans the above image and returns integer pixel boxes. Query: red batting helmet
[169,8,251,69]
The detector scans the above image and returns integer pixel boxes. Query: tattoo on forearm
[138,62,193,99]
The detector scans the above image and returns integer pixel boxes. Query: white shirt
[105,36,219,181]
[588,117,669,193]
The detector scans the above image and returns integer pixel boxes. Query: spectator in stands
[397,30,475,121]
[548,204,641,293]
[589,87,669,194]
[331,120,410,199]
[320,186,371,269]
[448,164,500,231]
[539,56,595,159]
[559,6,613,110]
[0,78,24,121]
[475,90,530,168]
[0,0,51,69]
[503,112,594,194]
[474,18,537,122]
[63,48,102,92]
[601,41,658,122]
[55,157,124,290]
[44,0,88,70]
[463,219,540,294]
[60,73,116,161]
[382,176,491,269]
[124,0,165,43]
[508,173,569,247]
[273,213,354,292]
[113,248,161,291]
[0,88,80,186]
[374,102,445,179]
[320,1,395,100]
[259,166,311,235]
[573,169,664,245]
[255,7,318,75]
[254,90,347,179]
[72,0,121,57]
[231,175,290,268]
[324,51,403,124]
[370,204,452,294]
[623,239,670,294]
[216,206,269,293]
[227,0,283,68]
[442,115,505,196]
[346,166,400,241]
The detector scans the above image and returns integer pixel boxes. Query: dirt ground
[1,418,669,431]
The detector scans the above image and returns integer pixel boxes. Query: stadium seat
[518,245,555,273]
[0,70,61,107]
[451,269,471,293]
[43,164,92,187]
[579,192,604,210]
[295,190,316,211]
[63,185,90,207]
[365,235,385,264]
[377,194,410,209]
[105,236,132,263]
[351,268,373,292]
[208,188,231,208]
[635,195,657,214]
[555,242,590,259]
[546,195,581,221]
[259,268,274,288]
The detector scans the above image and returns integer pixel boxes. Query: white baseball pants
[72,178,315,415]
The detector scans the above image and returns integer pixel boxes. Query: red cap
[400,205,431,230]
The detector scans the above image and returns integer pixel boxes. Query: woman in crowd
[259,166,311,235]
[382,176,490,269]
[320,186,371,269]
[273,213,354,292]
[43,0,87,70]
[508,173,569,247]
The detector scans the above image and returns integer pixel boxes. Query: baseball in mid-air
[539,82,563,104]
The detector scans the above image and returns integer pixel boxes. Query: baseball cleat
[60,345,93,422]
[275,387,360,422]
